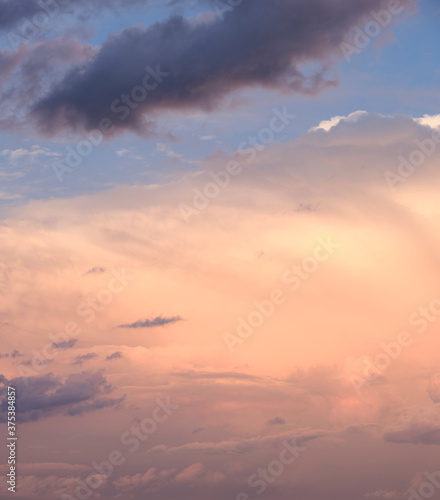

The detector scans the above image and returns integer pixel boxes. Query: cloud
[0,349,23,359]
[175,370,262,381]
[51,338,77,349]
[383,416,440,446]
[0,371,124,422]
[113,467,177,494]
[0,145,60,165]
[0,35,96,134]
[83,266,106,276]
[416,114,440,129]
[149,431,323,455]
[30,0,416,137]
[266,417,286,426]
[365,490,401,499]
[0,0,181,32]
[22,358,52,367]
[0,462,89,475]
[118,315,182,329]
[72,353,98,365]
[175,463,204,482]
[427,375,440,404]
[112,463,222,495]
[106,351,123,361]
[0,47,26,83]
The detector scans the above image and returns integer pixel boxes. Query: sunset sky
[1,1,440,500]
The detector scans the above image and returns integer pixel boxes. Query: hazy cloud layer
[0,111,439,500]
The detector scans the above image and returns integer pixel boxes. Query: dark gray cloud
[106,351,123,360]
[73,352,98,365]
[0,0,184,32]
[51,338,77,349]
[22,358,51,366]
[266,416,286,426]
[84,266,106,276]
[31,0,413,137]
[118,315,182,328]
[0,370,124,422]
[0,349,24,359]
[192,427,205,434]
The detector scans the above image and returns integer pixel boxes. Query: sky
[0,1,440,500]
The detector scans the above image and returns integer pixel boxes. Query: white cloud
[0,145,61,165]
[415,114,440,129]
[309,110,371,132]
[116,149,130,157]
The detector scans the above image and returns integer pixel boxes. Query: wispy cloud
[0,349,23,359]
[73,353,98,366]
[106,351,123,361]
[83,267,106,276]
[118,316,182,329]
[266,417,286,426]
[51,339,77,350]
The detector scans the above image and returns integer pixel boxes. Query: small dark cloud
[51,339,78,350]
[118,316,182,329]
[294,202,321,213]
[266,417,286,426]
[73,353,98,366]
[22,359,51,367]
[84,267,106,276]
[191,427,205,435]
[106,351,123,361]
[0,350,24,359]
